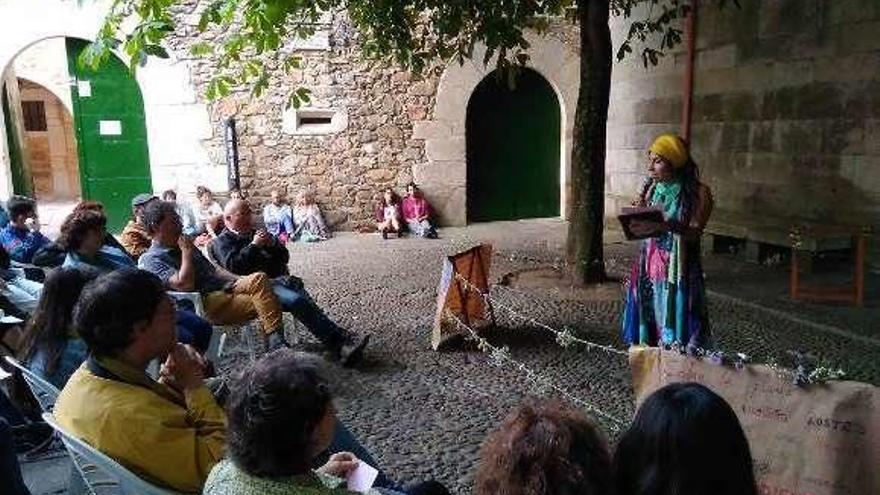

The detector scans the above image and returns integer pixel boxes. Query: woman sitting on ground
[205,349,448,495]
[401,183,437,239]
[475,400,611,495]
[292,191,330,242]
[262,189,295,243]
[60,210,213,353]
[374,188,402,239]
[613,382,758,495]
[19,268,92,389]
[193,185,224,246]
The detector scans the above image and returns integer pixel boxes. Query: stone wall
[18,79,80,200]
[606,0,880,267]
[165,8,440,230]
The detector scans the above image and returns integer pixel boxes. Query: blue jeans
[175,309,212,353]
[270,279,348,349]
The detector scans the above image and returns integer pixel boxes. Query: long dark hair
[19,268,94,374]
[676,157,701,226]
[613,382,758,495]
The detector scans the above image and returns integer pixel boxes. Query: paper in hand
[346,461,379,493]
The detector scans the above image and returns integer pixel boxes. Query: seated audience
[375,188,402,239]
[193,185,224,246]
[475,400,610,495]
[61,211,212,353]
[209,199,368,363]
[401,183,437,239]
[0,196,50,264]
[121,194,158,260]
[162,189,199,236]
[19,268,92,389]
[33,201,131,267]
[62,211,134,273]
[205,349,447,495]
[0,243,42,316]
[263,189,295,243]
[613,382,758,495]
[293,190,331,241]
[54,269,225,493]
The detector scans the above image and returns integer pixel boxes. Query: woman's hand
[317,452,360,478]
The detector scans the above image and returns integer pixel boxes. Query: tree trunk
[566,0,612,284]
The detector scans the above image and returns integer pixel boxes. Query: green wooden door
[66,38,152,232]
[466,68,560,222]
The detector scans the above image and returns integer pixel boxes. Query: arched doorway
[17,78,81,201]
[1,37,153,232]
[466,68,561,222]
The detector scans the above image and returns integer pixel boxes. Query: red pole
[681,0,698,142]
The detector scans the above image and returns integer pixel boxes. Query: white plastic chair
[42,412,184,495]
[167,290,227,362]
[4,355,59,412]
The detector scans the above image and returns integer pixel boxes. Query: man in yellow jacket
[54,268,225,493]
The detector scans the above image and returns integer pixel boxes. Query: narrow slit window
[298,115,333,126]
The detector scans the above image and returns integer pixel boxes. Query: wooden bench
[789,225,871,307]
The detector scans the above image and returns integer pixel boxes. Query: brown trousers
[202,272,281,334]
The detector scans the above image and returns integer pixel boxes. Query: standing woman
[622,134,714,349]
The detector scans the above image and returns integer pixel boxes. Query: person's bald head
[224,198,253,233]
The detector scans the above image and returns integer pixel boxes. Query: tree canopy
[85,0,734,107]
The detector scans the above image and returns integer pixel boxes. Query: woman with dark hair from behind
[475,400,611,495]
[613,382,758,495]
[205,349,449,495]
[19,268,93,388]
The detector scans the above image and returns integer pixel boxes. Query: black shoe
[339,334,370,367]
[381,230,388,240]
[266,331,291,352]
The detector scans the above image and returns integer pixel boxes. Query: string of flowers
[445,309,627,432]
[454,272,847,386]
[453,272,628,358]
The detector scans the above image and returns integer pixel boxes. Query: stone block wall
[18,79,80,200]
[165,7,438,230]
[606,0,880,267]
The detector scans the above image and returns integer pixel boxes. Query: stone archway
[0,0,218,200]
[466,68,561,222]
[412,32,579,226]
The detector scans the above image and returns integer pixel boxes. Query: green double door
[66,38,152,232]
[466,68,560,222]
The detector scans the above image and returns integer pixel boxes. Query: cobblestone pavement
[23,219,880,494]
[217,219,880,495]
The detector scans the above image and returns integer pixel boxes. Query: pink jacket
[401,195,431,221]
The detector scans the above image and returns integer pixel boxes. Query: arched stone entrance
[17,77,81,201]
[466,68,561,222]
[413,32,579,225]
[0,0,218,204]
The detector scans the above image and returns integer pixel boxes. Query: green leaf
[190,42,214,56]
[143,45,169,58]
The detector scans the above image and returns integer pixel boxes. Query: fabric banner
[629,347,880,495]
[432,244,494,350]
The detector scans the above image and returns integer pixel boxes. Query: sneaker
[265,331,291,352]
[339,334,370,367]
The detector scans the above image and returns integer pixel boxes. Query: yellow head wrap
[649,134,689,168]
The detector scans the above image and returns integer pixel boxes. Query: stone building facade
[0,0,878,265]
